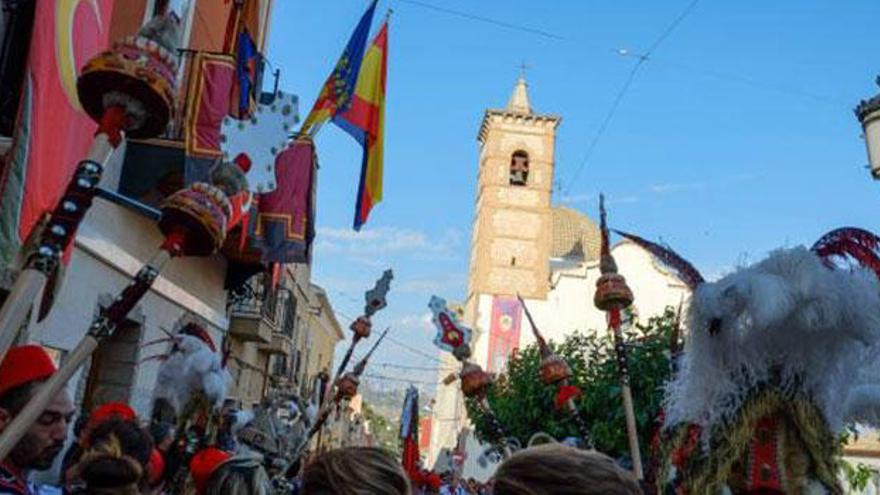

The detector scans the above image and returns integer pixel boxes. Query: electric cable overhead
[397,0,565,41]
[560,0,703,194]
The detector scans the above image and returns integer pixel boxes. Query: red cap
[190,447,231,494]
[0,345,57,398]
[148,449,165,486]
[89,402,137,429]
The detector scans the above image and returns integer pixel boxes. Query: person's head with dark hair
[0,345,74,476]
[302,447,410,495]
[148,421,175,453]
[203,455,271,495]
[492,444,641,495]
[74,418,154,494]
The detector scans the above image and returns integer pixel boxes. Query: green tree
[363,402,402,456]
[465,307,680,463]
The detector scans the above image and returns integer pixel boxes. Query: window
[509,150,529,186]
[0,0,37,137]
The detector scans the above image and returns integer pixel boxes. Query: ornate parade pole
[593,194,643,479]
[429,296,512,458]
[334,269,393,379]
[517,295,593,449]
[0,182,233,458]
[0,11,180,364]
[288,327,390,464]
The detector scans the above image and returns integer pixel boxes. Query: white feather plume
[153,334,231,415]
[665,246,880,436]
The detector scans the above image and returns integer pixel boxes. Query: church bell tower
[466,76,561,303]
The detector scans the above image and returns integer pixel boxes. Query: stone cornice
[477,109,562,143]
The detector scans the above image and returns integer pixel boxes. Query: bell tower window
[509,150,529,186]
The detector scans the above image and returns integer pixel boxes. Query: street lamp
[855,76,880,179]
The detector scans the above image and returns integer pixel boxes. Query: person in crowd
[61,403,139,493]
[189,447,231,495]
[491,444,641,495]
[0,345,75,495]
[71,417,154,495]
[301,447,410,495]
[147,423,174,455]
[438,475,467,495]
[202,454,271,495]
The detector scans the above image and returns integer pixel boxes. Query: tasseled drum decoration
[460,362,492,399]
[336,373,360,401]
[77,21,179,138]
[594,271,634,312]
[350,316,372,340]
[159,183,231,257]
[539,354,572,385]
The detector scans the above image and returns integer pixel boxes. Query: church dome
[551,206,602,261]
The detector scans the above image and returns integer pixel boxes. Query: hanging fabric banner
[487,296,522,372]
[184,52,235,184]
[0,0,115,267]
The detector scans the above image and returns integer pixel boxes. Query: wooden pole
[0,130,120,366]
[0,249,171,458]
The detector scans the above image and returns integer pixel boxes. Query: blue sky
[267,1,880,392]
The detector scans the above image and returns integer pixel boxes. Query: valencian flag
[335,21,388,230]
[298,0,378,135]
[0,0,115,267]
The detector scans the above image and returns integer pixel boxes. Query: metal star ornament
[220,91,299,194]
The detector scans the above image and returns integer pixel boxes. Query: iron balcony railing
[230,273,279,324]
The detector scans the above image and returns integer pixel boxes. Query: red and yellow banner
[0,0,115,264]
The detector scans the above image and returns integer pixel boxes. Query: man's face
[7,391,75,471]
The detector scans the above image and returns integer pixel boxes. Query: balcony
[260,331,293,356]
[228,274,278,344]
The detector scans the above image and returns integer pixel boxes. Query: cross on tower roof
[507,63,532,114]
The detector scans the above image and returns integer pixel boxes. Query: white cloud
[649,181,706,194]
[559,193,595,204]
[315,225,464,264]
[398,273,467,295]
[395,312,434,333]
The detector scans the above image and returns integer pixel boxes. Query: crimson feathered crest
[613,230,705,290]
[810,227,880,279]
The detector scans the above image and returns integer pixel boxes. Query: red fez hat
[148,449,165,486]
[190,447,231,494]
[0,345,57,398]
[88,402,137,430]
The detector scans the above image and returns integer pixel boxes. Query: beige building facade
[428,77,691,475]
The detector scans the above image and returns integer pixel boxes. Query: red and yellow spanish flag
[335,21,388,230]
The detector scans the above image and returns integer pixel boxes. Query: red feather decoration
[613,230,705,290]
[811,227,880,279]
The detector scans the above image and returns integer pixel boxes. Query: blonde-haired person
[301,447,410,495]
[492,444,641,495]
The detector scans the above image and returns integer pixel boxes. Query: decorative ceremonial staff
[334,269,393,378]
[0,182,233,458]
[0,11,180,364]
[517,295,593,449]
[428,296,512,458]
[288,327,391,463]
[593,194,643,479]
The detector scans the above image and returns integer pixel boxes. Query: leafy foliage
[362,402,401,456]
[465,307,681,463]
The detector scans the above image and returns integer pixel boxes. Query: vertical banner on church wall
[487,296,522,372]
